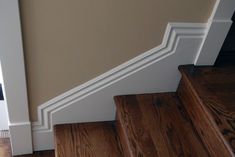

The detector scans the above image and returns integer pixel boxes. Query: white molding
[9,122,33,155]
[194,0,235,65]
[32,22,207,150]
[0,0,32,155]
[213,0,235,20]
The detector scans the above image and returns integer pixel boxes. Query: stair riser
[177,76,233,157]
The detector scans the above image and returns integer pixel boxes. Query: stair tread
[179,65,235,110]
[54,122,123,157]
[179,65,235,154]
[115,93,210,157]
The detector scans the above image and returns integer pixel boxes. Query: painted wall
[19,0,215,121]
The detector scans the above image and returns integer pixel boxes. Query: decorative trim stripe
[32,22,207,132]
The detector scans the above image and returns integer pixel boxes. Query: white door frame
[0,0,32,155]
[0,0,234,156]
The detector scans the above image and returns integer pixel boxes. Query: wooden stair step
[115,93,210,157]
[177,65,235,157]
[54,122,123,157]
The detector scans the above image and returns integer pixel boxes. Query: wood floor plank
[178,65,235,157]
[54,122,123,157]
[115,93,210,157]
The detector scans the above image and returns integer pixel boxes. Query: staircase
[54,65,235,157]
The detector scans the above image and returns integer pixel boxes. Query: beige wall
[19,0,215,121]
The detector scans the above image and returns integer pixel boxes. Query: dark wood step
[177,65,235,157]
[115,93,210,157]
[54,122,123,157]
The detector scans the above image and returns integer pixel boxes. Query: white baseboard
[9,122,33,155]
[32,22,207,150]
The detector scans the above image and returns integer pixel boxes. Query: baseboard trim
[9,122,33,155]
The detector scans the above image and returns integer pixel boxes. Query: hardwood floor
[54,122,123,157]
[115,93,210,157]
[178,65,235,157]
[0,138,54,157]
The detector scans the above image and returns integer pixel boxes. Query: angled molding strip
[32,22,207,133]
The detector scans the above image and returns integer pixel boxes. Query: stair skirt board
[32,22,207,150]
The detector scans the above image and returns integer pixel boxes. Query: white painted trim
[0,0,33,155]
[32,22,207,150]
[194,0,235,65]
[9,122,33,155]
[213,0,235,20]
